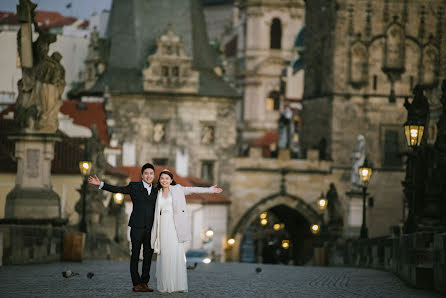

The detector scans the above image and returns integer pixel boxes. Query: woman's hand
[212,185,223,193]
[88,175,101,186]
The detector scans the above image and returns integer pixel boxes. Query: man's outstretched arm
[88,175,131,194]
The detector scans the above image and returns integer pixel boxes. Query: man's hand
[88,175,101,186]
[212,185,223,193]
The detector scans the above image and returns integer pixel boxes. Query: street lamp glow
[273,224,281,231]
[205,229,214,238]
[317,193,327,211]
[79,161,92,176]
[260,218,268,226]
[404,124,424,148]
[202,257,211,264]
[260,212,267,219]
[359,158,372,185]
[113,193,124,204]
[227,238,235,246]
[282,240,290,249]
[311,224,320,234]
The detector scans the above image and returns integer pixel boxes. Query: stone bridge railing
[326,232,446,295]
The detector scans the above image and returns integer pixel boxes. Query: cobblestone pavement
[0,261,442,297]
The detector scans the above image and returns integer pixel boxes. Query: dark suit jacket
[102,181,157,229]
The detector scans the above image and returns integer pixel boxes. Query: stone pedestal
[344,190,363,237]
[278,149,290,161]
[5,133,61,219]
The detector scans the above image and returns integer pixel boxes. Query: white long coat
[151,184,213,254]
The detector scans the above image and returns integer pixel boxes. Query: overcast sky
[0,0,112,19]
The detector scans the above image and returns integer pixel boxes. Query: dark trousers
[130,227,154,286]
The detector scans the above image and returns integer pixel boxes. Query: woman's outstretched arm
[182,185,223,195]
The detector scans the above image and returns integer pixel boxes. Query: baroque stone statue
[15,0,65,133]
[326,183,343,226]
[351,134,366,191]
[278,106,294,149]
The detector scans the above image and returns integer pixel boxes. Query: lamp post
[311,192,327,247]
[359,157,372,239]
[113,193,124,243]
[402,86,428,233]
[78,158,92,233]
[403,117,425,233]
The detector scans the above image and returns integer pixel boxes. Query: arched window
[270,18,282,49]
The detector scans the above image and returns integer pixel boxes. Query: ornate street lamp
[113,193,124,243]
[359,157,372,239]
[402,86,429,233]
[404,123,424,148]
[78,147,92,233]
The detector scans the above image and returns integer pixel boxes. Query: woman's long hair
[156,169,177,191]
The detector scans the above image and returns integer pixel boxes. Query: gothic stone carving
[142,25,199,94]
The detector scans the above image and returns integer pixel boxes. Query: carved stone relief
[142,25,199,94]
[383,22,405,71]
[153,122,166,143]
[350,40,368,88]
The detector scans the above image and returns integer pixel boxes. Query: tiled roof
[0,118,126,178]
[117,165,230,204]
[0,10,77,29]
[60,100,110,145]
[1,102,109,145]
[250,130,278,147]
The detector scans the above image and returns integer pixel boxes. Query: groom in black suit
[88,163,157,292]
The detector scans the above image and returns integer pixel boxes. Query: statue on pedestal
[5,0,64,220]
[15,0,65,133]
[351,134,366,191]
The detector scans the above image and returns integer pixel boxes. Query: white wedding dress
[156,192,188,293]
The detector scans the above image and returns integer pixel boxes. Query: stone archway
[228,192,321,264]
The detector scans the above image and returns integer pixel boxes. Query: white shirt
[99,180,152,195]
[142,180,153,195]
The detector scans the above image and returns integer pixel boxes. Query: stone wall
[302,0,446,165]
[108,94,237,193]
[0,220,66,265]
[327,232,446,295]
[236,0,305,140]
[230,146,406,254]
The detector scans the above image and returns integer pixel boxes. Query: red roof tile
[117,165,230,204]
[60,100,110,145]
[0,10,77,29]
[251,130,278,147]
[0,118,125,178]
[2,102,110,145]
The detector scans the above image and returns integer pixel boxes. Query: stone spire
[87,0,237,97]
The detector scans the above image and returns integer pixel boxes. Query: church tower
[234,0,305,144]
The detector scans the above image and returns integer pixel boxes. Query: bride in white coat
[151,169,222,293]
